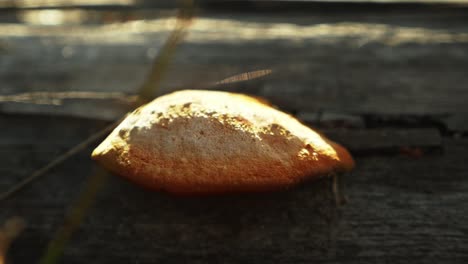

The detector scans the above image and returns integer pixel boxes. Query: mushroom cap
[92,90,354,195]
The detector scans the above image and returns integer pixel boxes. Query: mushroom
[92,90,354,195]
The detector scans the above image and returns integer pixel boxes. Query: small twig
[0,120,120,202]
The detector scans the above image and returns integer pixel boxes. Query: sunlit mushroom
[92,90,354,195]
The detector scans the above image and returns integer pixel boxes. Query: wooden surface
[1,7,468,120]
[1,4,468,264]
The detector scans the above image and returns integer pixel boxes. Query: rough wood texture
[1,9,468,120]
[323,128,442,155]
[1,5,468,264]
[1,114,467,264]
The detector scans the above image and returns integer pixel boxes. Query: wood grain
[0,114,466,263]
[1,10,468,120]
[1,6,467,264]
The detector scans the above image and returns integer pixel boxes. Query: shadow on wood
[78,175,342,263]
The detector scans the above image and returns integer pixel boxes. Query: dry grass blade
[0,217,26,264]
[332,173,347,207]
[35,2,194,264]
[137,0,194,103]
[0,1,193,203]
[0,68,272,108]
[0,120,119,202]
[1,1,193,262]
[214,69,272,85]
[39,167,108,264]
[0,92,138,106]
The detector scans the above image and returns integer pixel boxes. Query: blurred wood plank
[2,0,468,10]
[0,0,136,9]
[1,10,468,120]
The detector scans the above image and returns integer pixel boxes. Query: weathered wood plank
[335,138,468,263]
[1,114,467,263]
[440,114,468,134]
[1,8,468,263]
[322,128,442,155]
[1,11,468,119]
[0,114,339,263]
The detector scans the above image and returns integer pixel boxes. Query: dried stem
[0,120,120,202]
[332,173,347,207]
[0,92,138,106]
[214,69,272,85]
[0,1,193,203]
[137,0,194,103]
[34,2,194,264]
[39,167,108,264]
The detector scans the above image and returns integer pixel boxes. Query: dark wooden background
[1,2,467,263]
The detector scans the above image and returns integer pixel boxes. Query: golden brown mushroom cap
[92,90,354,195]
